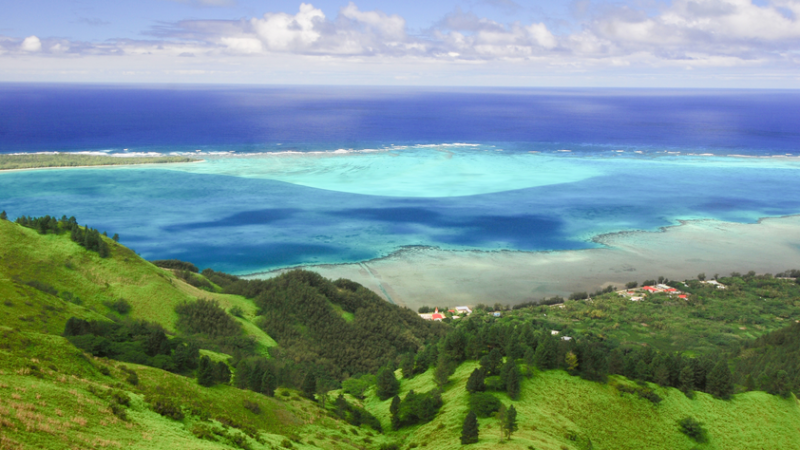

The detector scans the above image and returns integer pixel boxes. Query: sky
[1,0,800,87]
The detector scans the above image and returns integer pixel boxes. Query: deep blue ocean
[1,84,799,273]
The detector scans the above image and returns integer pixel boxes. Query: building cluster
[618,283,693,301]
[418,306,472,321]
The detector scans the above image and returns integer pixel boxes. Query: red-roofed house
[665,288,678,293]
[642,286,659,292]
[678,295,688,299]
[431,308,445,321]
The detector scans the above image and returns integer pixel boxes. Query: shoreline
[245,214,800,310]
[0,158,205,173]
[244,213,800,277]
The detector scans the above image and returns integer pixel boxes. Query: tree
[466,368,486,393]
[480,348,504,376]
[213,361,231,384]
[434,355,452,388]
[234,360,250,389]
[503,405,518,440]
[534,336,558,370]
[635,359,652,382]
[625,281,638,289]
[697,273,706,281]
[112,233,119,242]
[376,367,400,400]
[653,359,670,386]
[565,351,578,374]
[302,372,317,400]
[197,355,214,387]
[261,368,277,397]
[460,411,479,445]
[679,365,695,396]
[0,211,7,220]
[706,361,734,400]
[506,363,521,400]
[390,395,401,430]
[400,353,416,379]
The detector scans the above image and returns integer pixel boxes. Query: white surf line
[358,262,396,305]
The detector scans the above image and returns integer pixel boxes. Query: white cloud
[340,2,406,41]
[21,36,42,52]
[3,0,800,83]
[220,36,263,54]
[251,3,324,51]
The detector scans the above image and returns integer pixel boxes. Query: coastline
[245,214,800,311]
[0,158,205,173]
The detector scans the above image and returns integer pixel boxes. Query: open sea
[1,84,799,274]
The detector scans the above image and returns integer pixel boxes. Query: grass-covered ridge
[2,213,800,449]
[0,218,272,353]
[0,153,196,170]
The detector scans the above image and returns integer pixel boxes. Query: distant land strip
[0,153,197,170]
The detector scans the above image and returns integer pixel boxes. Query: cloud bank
[2,0,800,85]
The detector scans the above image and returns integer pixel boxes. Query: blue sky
[1,0,799,87]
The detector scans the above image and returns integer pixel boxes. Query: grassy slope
[0,220,273,352]
[356,362,800,450]
[0,327,390,450]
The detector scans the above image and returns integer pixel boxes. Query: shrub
[124,369,139,386]
[230,306,244,318]
[147,395,184,420]
[468,392,502,418]
[110,390,130,407]
[106,298,132,315]
[109,403,128,421]
[678,416,708,443]
[280,438,293,448]
[191,424,217,441]
[151,259,199,272]
[243,400,261,415]
[25,280,58,296]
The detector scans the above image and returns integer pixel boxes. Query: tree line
[13,214,117,257]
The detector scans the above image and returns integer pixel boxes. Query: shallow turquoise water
[2,147,799,274]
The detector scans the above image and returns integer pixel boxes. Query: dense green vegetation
[0,153,195,170]
[15,215,113,257]
[2,212,800,449]
[203,268,446,380]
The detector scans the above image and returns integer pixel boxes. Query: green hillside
[0,218,274,352]
[353,362,800,450]
[2,215,800,449]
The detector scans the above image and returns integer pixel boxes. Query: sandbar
[248,215,800,311]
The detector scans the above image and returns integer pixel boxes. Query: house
[702,280,726,289]
[678,294,688,299]
[630,296,644,302]
[561,336,572,341]
[455,306,472,315]
[419,307,446,321]
[642,286,659,293]
[551,330,560,335]
[493,312,502,317]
